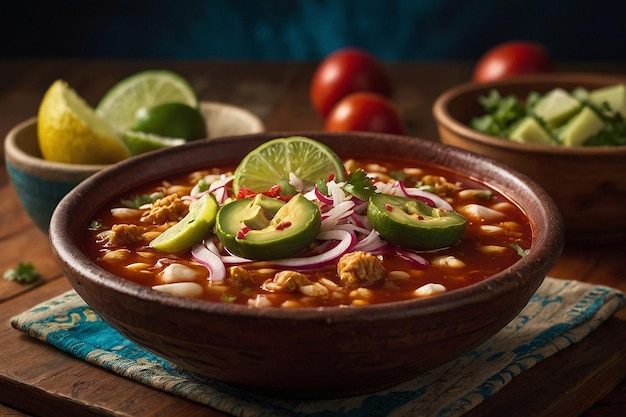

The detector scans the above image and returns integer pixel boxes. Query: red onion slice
[394,246,429,269]
[191,242,227,282]
[272,229,356,269]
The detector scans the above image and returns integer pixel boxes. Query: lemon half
[37,80,130,164]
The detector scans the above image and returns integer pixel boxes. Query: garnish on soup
[85,137,532,308]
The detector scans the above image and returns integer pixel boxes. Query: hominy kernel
[110,207,142,220]
[479,245,508,255]
[142,231,161,240]
[165,185,192,195]
[501,221,522,230]
[479,225,505,235]
[491,202,515,212]
[126,262,153,271]
[152,282,204,298]
[351,299,369,306]
[299,283,329,297]
[281,300,304,309]
[319,277,340,289]
[160,263,201,283]
[205,285,229,294]
[414,283,446,297]
[403,167,423,176]
[432,256,466,269]
[387,270,410,280]
[101,249,130,262]
[349,287,373,298]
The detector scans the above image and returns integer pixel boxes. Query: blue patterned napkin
[11,278,625,417]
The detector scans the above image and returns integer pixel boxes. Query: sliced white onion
[328,180,347,205]
[191,242,226,283]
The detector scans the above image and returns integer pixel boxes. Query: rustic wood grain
[1,59,625,417]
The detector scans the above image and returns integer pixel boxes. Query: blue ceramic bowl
[4,118,106,232]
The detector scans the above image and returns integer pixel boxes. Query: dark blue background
[3,0,625,61]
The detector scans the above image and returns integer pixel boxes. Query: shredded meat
[337,251,386,288]
[140,193,188,224]
[262,270,312,292]
[109,224,147,246]
[421,175,461,197]
[229,266,255,287]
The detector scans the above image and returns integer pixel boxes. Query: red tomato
[324,92,405,135]
[311,47,392,118]
[473,41,553,83]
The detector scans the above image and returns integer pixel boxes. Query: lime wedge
[96,70,198,133]
[233,136,345,194]
[122,130,187,156]
[132,102,207,141]
[150,193,218,253]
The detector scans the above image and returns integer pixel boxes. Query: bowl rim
[432,72,626,156]
[4,118,109,177]
[49,131,564,322]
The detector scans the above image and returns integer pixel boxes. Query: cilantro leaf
[342,169,376,200]
[4,262,42,284]
[510,243,530,257]
[121,192,164,209]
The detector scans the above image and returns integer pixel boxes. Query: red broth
[84,158,532,308]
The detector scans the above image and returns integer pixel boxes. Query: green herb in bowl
[471,84,626,147]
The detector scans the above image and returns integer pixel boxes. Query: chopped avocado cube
[558,106,605,146]
[533,88,582,128]
[509,117,553,145]
[588,84,626,116]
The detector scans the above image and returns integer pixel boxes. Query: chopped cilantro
[88,219,106,231]
[121,192,164,209]
[342,169,376,200]
[4,262,42,284]
[221,294,237,303]
[510,243,530,257]
[196,178,209,193]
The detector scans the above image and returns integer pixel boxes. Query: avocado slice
[216,194,321,260]
[367,194,467,250]
[509,117,553,145]
[588,84,626,116]
[533,88,581,128]
[558,106,605,146]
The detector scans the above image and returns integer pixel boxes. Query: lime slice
[37,80,130,164]
[150,193,219,253]
[132,102,207,141]
[233,136,345,194]
[123,130,187,156]
[96,70,198,133]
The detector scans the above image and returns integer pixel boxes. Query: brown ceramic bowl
[49,132,564,398]
[432,73,626,244]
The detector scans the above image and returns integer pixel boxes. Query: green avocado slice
[367,194,467,250]
[216,194,321,260]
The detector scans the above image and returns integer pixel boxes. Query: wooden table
[1,59,625,417]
